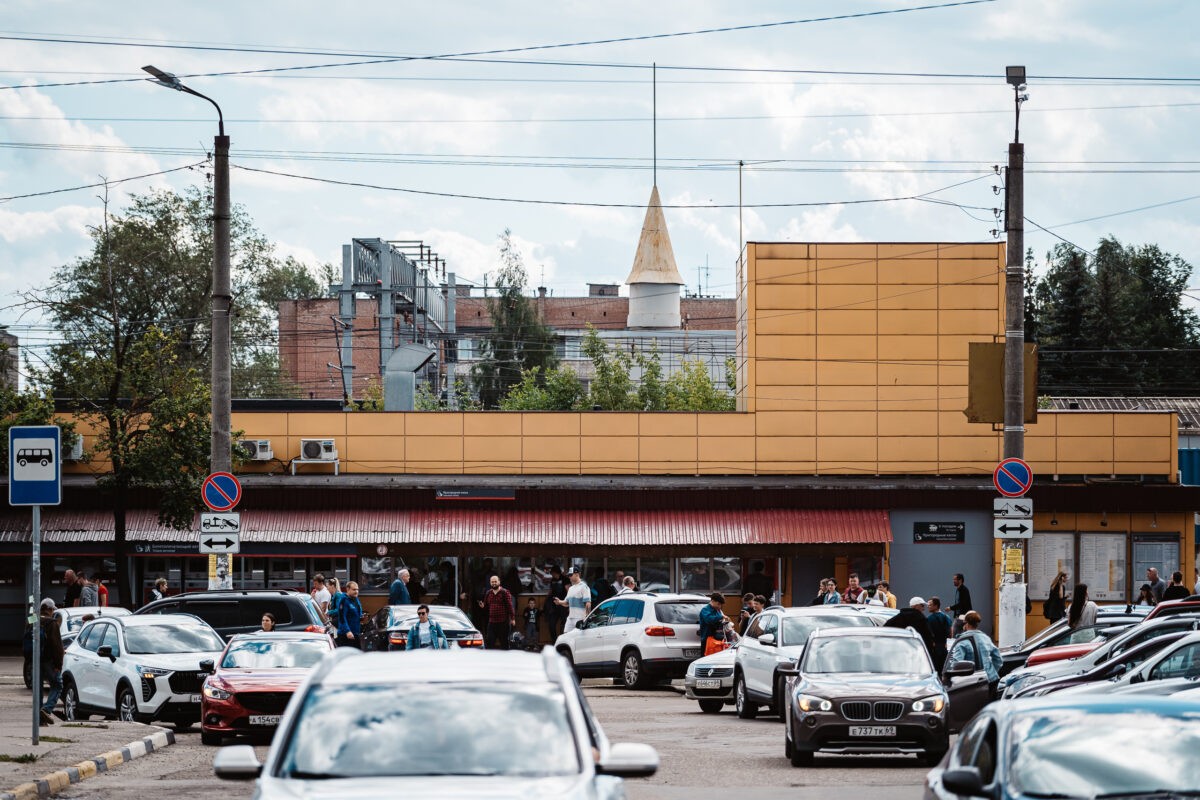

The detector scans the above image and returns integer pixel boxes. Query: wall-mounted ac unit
[64,434,84,461]
[300,439,338,461]
[237,438,274,461]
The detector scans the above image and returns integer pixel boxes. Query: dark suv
[135,590,333,640]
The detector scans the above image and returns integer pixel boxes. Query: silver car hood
[799,673,940,697]
[255,773,617,799]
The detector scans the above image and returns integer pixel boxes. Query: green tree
[635,345,667,411]
[665,360,736,411]
[581,328,637,410]
[416,378,481,411]
[1031,244,1094,394]
[499,366,586,410]
[0,387,76,471]
[471,230,558,408]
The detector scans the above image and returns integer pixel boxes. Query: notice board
[1028,533,1075,599]
[1078,532,1127,601]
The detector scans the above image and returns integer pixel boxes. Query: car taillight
[304,625,324,633]
[644,626,675,637]
[461,638,483,647]
[389,634,407,645]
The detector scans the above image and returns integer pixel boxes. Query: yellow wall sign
[1004,547,1024,575]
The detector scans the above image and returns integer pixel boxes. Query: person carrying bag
[1043,571,1068,622]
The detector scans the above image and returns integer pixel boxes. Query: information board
[1027,533,1075,599]
[1078,532,1127,601]
[1133,535,1179,587]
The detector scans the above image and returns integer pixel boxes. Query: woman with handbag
[1043,571,1068,622]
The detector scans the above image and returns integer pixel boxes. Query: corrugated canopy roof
[1048,396,1200,433]
[0,509,891,546]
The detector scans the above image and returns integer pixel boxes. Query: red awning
[0,508,890,546]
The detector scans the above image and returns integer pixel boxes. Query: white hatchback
[62,614,226,729]
[554,592,708,688]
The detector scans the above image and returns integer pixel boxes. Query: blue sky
[2,0,1198,353]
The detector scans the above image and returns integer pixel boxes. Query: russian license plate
[249,715,281,726]
[696,679,721,689]
[849,726,896,737]
[683,649,701,657]
[188,694,201,704]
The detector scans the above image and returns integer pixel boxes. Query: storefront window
[678,558,710,593]
[359,556,393,592]
[638,559,670,593]
[677,557,742,595]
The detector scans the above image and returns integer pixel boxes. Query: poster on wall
[1028,533,1075,599]
[1078,532,1127,601]
[1133,535,1180,586]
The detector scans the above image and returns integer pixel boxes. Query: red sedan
[199,631,334,745]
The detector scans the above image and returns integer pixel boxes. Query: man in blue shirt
[389,568,411,605]
[950,611,1003,697]
[337,581,364,648]
[698,593,728,653]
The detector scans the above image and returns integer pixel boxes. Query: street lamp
[141,65,231,476]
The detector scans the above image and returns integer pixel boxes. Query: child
[522,598,540,651]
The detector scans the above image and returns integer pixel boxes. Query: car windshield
[124,624,224,654]
[655,602,704,624]
[1008,708,1200,797]
[803,636,931,675]
[781,614,875,646]
[279,683,580,778]
[394,608,471,628]
[221,638,331,669]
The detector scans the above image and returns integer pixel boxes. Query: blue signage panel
[8,426,62,506]
[202,472,242,512]
[993,457,1033,498]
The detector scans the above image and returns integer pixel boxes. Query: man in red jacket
[480,575,516,650]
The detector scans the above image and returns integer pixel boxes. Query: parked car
[924,696,1200,800]
[784,627,970,767]
[199,631,336,745]
[24,606,131,689]
[1143,595,1200,620]
[61,614,226,729]
[1020,623,1135,668]
[554,592,707,688]
[997,605,1148,676]
[1000,614,1200,697]
[361,604,482,651]
[213,648,659,797]
[1010,633,1189,698]
[734,606,880,719]
[1049,630,1200,696]
[136,589,333,640]
[684,641,738,713]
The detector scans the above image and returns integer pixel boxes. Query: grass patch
[0,754,38,764]
[37,736,74,743]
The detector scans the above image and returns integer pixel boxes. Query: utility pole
[998,65,1029,648]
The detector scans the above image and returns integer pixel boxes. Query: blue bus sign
[8,426,62,506]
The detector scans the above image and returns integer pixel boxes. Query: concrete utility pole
[998,65,1029,648]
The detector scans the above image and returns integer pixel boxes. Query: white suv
[734,606,881,718]
[62,614,226,729]
[555,593,707,689]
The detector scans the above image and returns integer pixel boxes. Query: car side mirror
[97,645,115,661]
[213,745,263,781]
[575,620,585,630]
[1111,663,1127,677]
[941,767,985,796]
[758,633,776,646]
[944,660,975,678]
[597,742,659,778]
[199,659,215,674]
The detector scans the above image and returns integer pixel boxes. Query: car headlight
[137,665,171,681]
[1006,674,1045,697]
[912,695,945,713]
[202,681,232,700]
[797,694,833,712]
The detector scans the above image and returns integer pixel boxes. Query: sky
[2,0,1199,360]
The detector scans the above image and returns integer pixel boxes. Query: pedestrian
[261,612,276,632]
[437,561,457,606]
[327,577,344,624]
[951,611,1003,697]
[1163,571,1190,602]
[480,575,516,650]
[78,571,98,607]
[926,596,953,672]
[1146,568,1167,604]
[698,593,729,655]
[151,577,168,602]
[949,573,973,617]
[63,570,81,609]
[544,565,567,638]
[1044,571,1069,620]
[502,564,523,603]
[95,579,109,607]
[38,598,64,725]
[522,598,540,649]
[739,592,755,634]
[823,579,841,604]
[1136,583,1156,606]
[1067,583,1097,630]
[883,596,936,657]
[618,575,637,594]
[408,567,426,602]
[389,568,412,606]
[874,581,898,609]
[609,571,626,599]
[405,604,449,650]
[842,573,868,604]
[311,573,331,619]
[336,581,364,648]
[743,560,774,600]
[554,567,591,632]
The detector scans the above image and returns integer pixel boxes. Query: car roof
[105,613,214,627]
[772,606,880,617]
[320,650,560,687]
[227,631,333,643]
[994,693,1200,718]
[602,592,707,602]
[809,626,919,640]
[145,589,306,602]
[59,606,130,617]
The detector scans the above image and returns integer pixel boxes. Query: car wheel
[557,647,574,670]
[790,747,814,767]
[62,677,80,722]
[22,658,32,690]
[622,650,651,690]
[734,673,758,719]
[116,685,138,723]
[200,730,223,746]
[785,731,794,759]
[923,749,948,767]
[173,720,194,732]
[698,698,724,714]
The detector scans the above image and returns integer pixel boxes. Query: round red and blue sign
[993,457,1033,498]
[202,472,242,512]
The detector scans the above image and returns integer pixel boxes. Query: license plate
[188,694,201,704]
[696,679,721,689]
[683,649,701,658]
[849,726,896,737]
[249,715,281,726]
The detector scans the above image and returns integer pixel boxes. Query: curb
[0,729,176,800]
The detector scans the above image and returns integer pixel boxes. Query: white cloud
[975,0,1118,45]
[777,206,860,241]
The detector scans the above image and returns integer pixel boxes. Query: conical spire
[625,185,684,286]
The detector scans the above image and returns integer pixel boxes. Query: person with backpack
[327,577,345,626]
[1043,571,1068,621]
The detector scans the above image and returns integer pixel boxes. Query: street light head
[1005,65,1027,87]
[142,64,183,91]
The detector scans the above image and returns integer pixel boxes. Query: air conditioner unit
[237,438,274,461]
[64,434,84,461]
[300,438,338,461]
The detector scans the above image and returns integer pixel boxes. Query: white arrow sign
[993,518,1033,539]
[199,532,241,554]
[994,498,1034,519]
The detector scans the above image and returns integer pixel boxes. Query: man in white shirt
[555,568,591,631]
[617,575,637,594]
[311,574,332,618]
